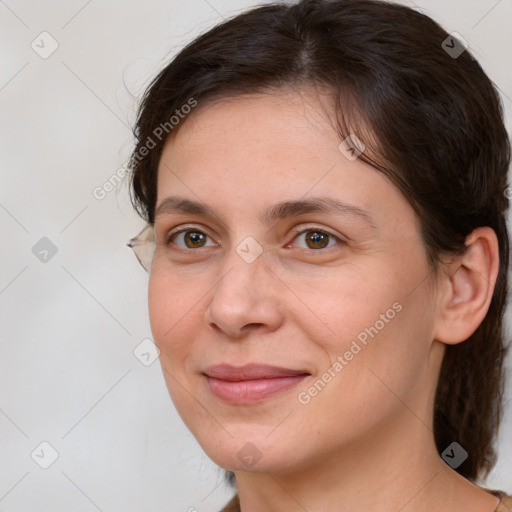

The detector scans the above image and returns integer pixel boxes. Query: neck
[233,411,497,512]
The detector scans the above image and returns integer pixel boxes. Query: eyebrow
[154,195,376,227]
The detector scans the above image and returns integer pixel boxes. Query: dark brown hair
[129,0,510,481]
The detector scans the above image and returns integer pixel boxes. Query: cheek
[311,301,434,429]
[291,303,432,456]
[147,271,206,419]
[147,270,204,366]
[293,253,435,402]
[148,273,171,345]
[288,258,403,353]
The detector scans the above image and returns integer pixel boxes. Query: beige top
[490,490,512,512]
[219,489,512,512]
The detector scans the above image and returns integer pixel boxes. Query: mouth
[203,364,311,404]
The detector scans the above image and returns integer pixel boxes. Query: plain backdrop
[1,0,511,510]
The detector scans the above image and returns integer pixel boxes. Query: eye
[290,228,341,250]
[166,228,218,250]
[163,226,341,252]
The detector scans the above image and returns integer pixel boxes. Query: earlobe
[434,227,499,345]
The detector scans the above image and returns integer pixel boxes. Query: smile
[203,364,310,404]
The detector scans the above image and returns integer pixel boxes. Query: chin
[191,427,307,474]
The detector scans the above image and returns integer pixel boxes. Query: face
[148,89,443,474]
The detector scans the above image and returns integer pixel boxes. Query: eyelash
[164,226,343,252]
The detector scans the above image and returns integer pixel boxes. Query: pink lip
[203,364,310,404]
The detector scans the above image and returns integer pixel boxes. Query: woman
[127,0,512,510]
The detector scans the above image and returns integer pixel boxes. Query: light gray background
[1,1,511,511]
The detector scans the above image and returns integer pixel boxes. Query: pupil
[186,231,205,248]
[307,231,328,249]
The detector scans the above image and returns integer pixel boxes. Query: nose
[203,247,284,339]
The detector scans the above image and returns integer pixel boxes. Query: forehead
[167,90,337,159]
[155,90,415,234]
[158,91,352,187]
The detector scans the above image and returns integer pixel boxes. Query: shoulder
[493,491,512,512]
[482,488,512,512]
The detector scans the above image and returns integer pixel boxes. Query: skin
[148,89,500,512]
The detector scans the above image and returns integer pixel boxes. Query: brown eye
[183,231,206,248]
[305,231,330,249]
[168,229,217,249]
[292,229,339,250]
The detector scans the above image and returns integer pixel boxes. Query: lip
[203,364,310,404]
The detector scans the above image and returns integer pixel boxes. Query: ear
[434,227,500,345]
